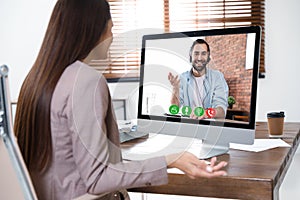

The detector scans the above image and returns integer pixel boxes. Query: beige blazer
[30,61,168,200]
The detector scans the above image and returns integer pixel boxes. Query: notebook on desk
[119,130,149,143]
[118,120,149,143]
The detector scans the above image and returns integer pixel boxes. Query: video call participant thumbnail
[168,39,229,119]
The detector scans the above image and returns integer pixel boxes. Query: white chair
[0,65,38,200]
[0,65,123,200]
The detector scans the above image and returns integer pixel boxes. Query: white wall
[0,0,56,101]
[256,0,300,122]
[1,0,300,122]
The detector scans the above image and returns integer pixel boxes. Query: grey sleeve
[69,66,168,195]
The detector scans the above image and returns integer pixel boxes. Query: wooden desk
[123,122,300,200]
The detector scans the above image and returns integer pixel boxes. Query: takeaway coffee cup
[267,111,285,135]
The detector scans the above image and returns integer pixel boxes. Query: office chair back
[0,65,38,200]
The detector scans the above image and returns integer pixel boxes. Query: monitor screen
[139,26,260,128]
[137,26,261,159]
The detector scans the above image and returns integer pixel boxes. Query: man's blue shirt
[179,68,229,112]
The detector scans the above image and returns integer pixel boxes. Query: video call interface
[140,31,257,125]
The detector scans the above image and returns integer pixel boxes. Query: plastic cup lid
[267,111,285,118]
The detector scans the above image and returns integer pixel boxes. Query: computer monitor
[137,26,261,159]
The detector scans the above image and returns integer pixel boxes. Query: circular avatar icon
[169,104,179,115]
[182,106,192,116]
[194,107,205,117]
[206,108,216,118]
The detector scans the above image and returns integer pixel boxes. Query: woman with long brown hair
[14,0,227,199]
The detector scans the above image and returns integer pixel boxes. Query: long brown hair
[14,0,111,172]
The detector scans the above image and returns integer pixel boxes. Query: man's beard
[192,61,207,73]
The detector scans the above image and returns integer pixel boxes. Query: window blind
[89,0,265,80]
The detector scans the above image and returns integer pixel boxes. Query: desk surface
[122,122,300,200]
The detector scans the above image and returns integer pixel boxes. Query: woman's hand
[165,152,227,179]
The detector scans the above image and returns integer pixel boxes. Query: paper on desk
[230,139,290,152]
[121,134,291,161]
[122,133,202,160]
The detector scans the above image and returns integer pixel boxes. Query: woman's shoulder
[52,61,108,114]
[64,61,102,78]
[53,61,108,100]
[60,61,107,87]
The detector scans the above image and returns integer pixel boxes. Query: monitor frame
[137,26,261,159]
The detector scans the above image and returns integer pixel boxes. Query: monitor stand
[198,125,230,159]
[199,139,229,159]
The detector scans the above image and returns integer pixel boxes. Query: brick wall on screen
[206,34,252,112]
